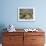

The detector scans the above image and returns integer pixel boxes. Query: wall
[0,0,46,30]
[0,0,46,44]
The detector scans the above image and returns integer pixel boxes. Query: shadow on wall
[0,24,7,43]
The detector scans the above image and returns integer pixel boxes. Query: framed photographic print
[18,7,35,21]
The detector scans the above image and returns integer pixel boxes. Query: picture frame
[18,7,35,21]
